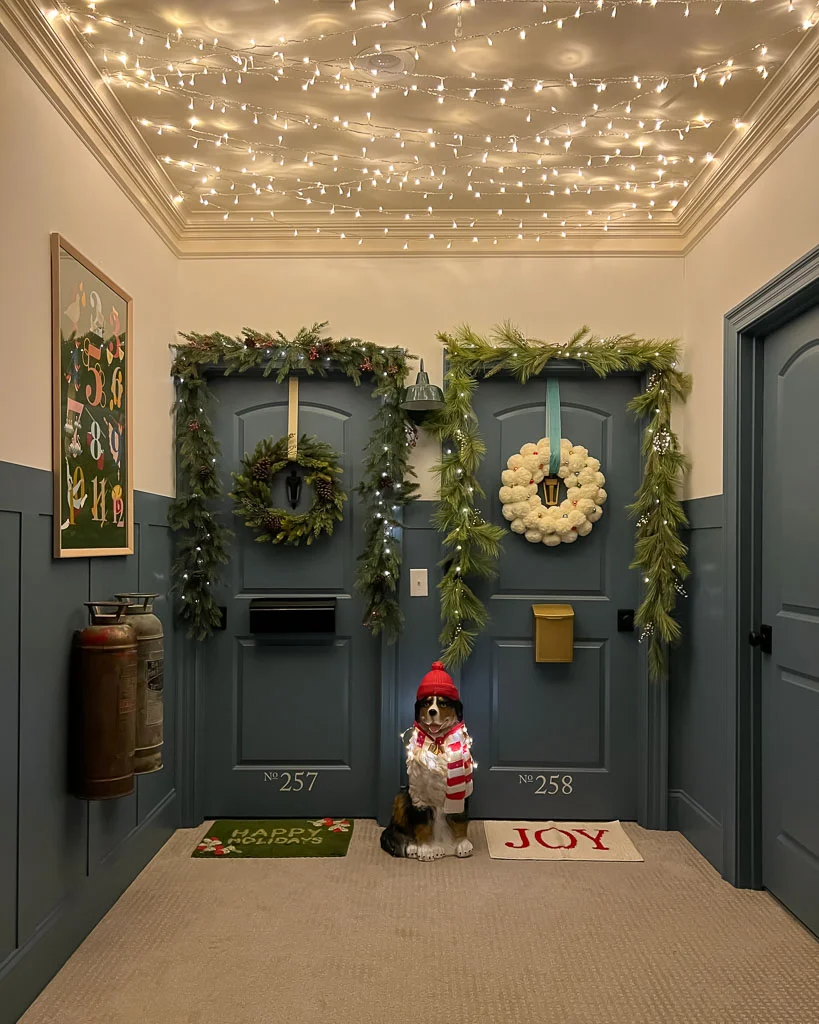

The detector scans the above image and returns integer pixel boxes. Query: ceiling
[41,0,819,250]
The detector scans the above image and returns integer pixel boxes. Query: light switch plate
[410,569,428,597]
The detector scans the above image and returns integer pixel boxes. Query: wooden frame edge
[50,232,135,559]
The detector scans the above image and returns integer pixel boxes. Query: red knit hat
[416,661,460,703]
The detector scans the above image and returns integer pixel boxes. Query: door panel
[466,374,642,820]
[201,376,379,818]
[761,306,819,937]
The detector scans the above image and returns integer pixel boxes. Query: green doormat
[192,818,354,858]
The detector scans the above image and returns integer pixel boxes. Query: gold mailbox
[533,604,574,663]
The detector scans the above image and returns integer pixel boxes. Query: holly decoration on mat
[197,837,242,855]
[231,434,346,546]
[310,818,351,833]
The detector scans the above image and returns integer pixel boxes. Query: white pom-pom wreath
[497,438,606,545]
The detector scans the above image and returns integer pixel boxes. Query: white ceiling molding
[2,0,817,259]
[676,30,819,252]
[0,0,184,254]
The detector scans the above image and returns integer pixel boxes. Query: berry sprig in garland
[425,323,692,680]
[231,434,346,545]
[169,323,418,640]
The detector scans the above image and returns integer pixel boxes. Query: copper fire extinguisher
[116,593,164,774]
[71,602,137,800]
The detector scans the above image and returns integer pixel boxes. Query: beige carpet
[20,821,819,1024]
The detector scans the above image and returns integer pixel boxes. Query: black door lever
[748,624,772,655]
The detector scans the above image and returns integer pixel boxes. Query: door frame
[174,368,397,827]
[722,244,819,888]
[440,361,668,831]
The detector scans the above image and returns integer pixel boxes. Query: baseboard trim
[0,791,176,1024]
[669,788,723,873]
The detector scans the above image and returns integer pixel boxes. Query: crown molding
[2,0,817,259]
[676,30,819,252]
[176,210,683,257]
[0,0,184,254]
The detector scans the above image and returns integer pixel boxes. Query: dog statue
[380,662,474,861]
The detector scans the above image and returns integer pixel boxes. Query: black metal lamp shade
[400,359,445,412]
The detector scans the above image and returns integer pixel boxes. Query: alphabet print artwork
[51,235,133,557]
[483,820,643,862]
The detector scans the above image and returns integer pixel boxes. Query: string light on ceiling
[45,0,819,249]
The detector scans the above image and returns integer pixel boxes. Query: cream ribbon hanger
[287,376,298,459]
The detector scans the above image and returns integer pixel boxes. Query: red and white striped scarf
[409,722,474,814]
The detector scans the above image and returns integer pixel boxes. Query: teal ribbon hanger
[546,378,561,474]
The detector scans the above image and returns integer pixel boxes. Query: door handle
[748,624,772,655]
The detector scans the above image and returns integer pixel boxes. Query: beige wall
[179,256,685,497]
[0,42,177,497]
[682,114,819,499]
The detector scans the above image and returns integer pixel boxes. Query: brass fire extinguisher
[72,603,137,800]
[116,594,164,775]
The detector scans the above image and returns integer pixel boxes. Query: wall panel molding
[0,460,177,1021]
[668,494,726,873]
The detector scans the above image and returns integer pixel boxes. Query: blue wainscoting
[669,495,725,873]
[0,462,177,1024]
[378,502,444,824]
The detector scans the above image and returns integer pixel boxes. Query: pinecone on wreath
[387,364,399,377]
[198,465,214,483]
[315,477,334,502]
[252,456,273,481]
[262,511,282,534]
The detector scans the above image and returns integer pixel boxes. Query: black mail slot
[248,597,336,635]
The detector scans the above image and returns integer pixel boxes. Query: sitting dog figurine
[380,662,474,861]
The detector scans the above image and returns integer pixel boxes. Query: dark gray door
[466,373,642,819]
[761,304,819,936]
[201,375,380,818]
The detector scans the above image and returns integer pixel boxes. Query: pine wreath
[230,434,346,546]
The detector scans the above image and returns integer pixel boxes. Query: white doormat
[483,820,643,862]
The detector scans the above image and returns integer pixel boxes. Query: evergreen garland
[169,323,418,640]
[425,324,692,680]
[231,434,346,545]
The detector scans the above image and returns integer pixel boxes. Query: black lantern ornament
[400,359,445,414]
[285,465,302,509]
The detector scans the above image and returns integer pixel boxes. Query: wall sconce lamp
[400,359,445,414]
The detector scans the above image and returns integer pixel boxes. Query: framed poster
[51,234,133,557]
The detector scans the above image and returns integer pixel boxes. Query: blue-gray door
[201,375,380,818]
[761,304,819,936]
[465,373,642,819]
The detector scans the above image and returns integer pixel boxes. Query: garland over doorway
[168,323,418,641]
[426,324,692,680]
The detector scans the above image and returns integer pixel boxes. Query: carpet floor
[20,821,819,1024]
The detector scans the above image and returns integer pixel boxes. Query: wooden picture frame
[51,234,134,557]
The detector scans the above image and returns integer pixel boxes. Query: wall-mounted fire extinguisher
[116,594,164,775]
[72,603,137,800]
